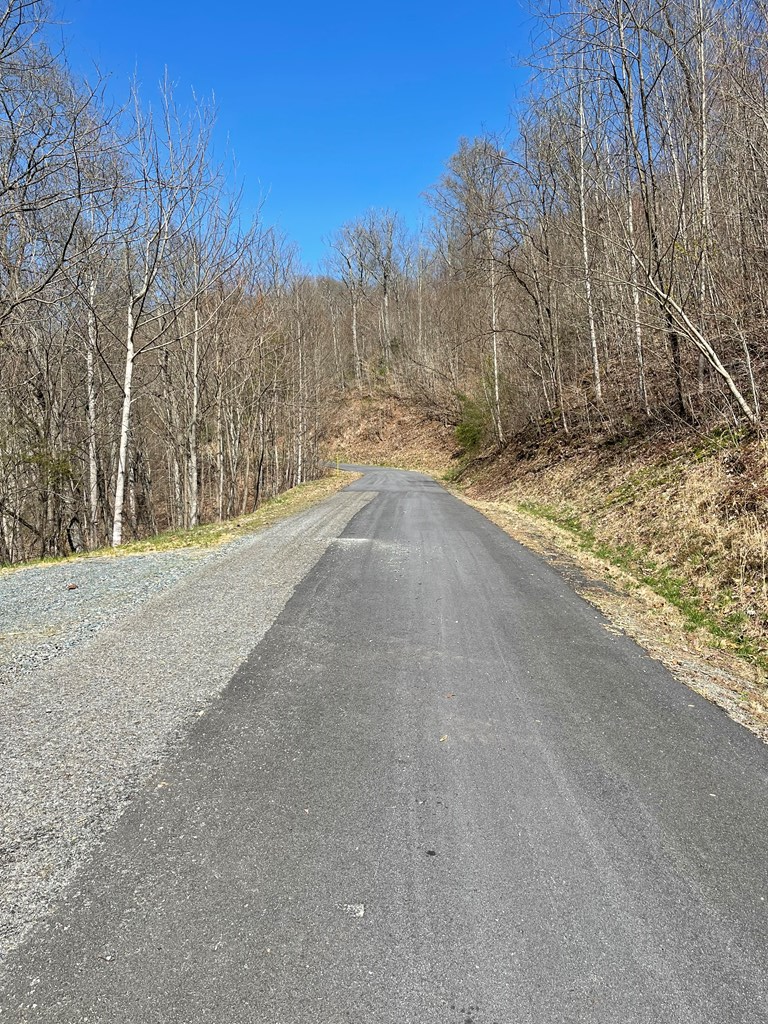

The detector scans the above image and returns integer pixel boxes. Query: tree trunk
[112,304,136,547]
[188,304,200,528]
[488,228,504,445]
[578,73,602,406]
[86,278,100,546]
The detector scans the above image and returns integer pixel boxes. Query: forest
[2,0,767,564]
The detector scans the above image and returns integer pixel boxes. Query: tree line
[4,0,767,565]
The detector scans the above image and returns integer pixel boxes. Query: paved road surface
[2,467,767,1022]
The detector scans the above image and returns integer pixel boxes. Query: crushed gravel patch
[0,488,375,961]
[1,549,214,681]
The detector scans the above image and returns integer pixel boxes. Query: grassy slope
[460,426,768,672]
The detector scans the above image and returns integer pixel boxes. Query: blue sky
[55,1,533,269]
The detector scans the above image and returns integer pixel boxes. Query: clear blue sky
[55,0,533,269]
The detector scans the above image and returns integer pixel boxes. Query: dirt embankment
[326,397,768,739]
[325,395,456,475]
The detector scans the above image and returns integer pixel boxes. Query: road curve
[1,466,767,1022]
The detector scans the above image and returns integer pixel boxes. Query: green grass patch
[518,500,768,673]
[691,424,747,463]
[442,452,475,484]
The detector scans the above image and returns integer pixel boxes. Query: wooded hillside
[317,0,768,445]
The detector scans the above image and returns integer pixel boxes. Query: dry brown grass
[325,394,457,475]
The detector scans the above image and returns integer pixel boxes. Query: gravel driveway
[0,487,374,961]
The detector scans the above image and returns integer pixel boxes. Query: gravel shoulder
[0,486,375,960]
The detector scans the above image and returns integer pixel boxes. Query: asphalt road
[2,466,767,1022]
